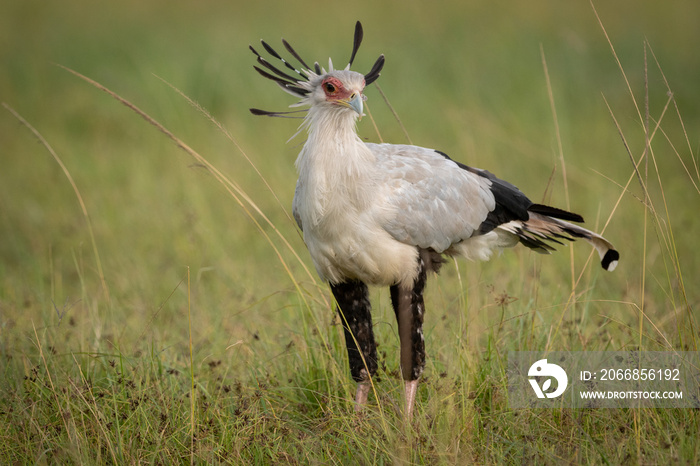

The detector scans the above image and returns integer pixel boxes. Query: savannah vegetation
[1,0,698,463]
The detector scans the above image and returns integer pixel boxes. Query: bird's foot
[355,382,370,412]
[404,379,419,419]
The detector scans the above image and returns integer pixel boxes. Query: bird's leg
[404,379,419,419]
[354,381,371,412]
[390,251,428,418]
[331,280,378,412]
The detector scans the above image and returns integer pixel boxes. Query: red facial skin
[322,76,364,102]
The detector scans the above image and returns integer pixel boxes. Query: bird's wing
[369,143,532,252]
[292,182,303,231]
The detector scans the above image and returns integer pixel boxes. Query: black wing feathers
[528,204,584,223]
[434,150,584,234]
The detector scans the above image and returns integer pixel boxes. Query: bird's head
[307,70,367,117]
[249,21,384,120]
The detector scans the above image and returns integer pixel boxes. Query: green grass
[1,0,699,463]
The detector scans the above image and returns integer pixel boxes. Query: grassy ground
[1,0,698,463]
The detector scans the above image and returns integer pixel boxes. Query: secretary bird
[250,22,619,418]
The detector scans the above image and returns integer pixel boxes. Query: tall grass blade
[3,103,111,304]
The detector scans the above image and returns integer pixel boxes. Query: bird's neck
[295,107,376,217]
[297,107,375,185]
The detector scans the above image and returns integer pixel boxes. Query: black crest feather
[251,21,385,117]
[282,38,312,71]
[250,46,301,84]
[348,21,363,67]
[252,66,308,98]
[260,40,283,61]
[260,40,304,78]
[249,108,306,118]
[364,54,385,85]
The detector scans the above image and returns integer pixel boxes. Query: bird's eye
[324,82,337,93]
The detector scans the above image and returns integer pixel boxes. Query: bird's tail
[497,206,619,271]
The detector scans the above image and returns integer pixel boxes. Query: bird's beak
[344,92,364,117]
